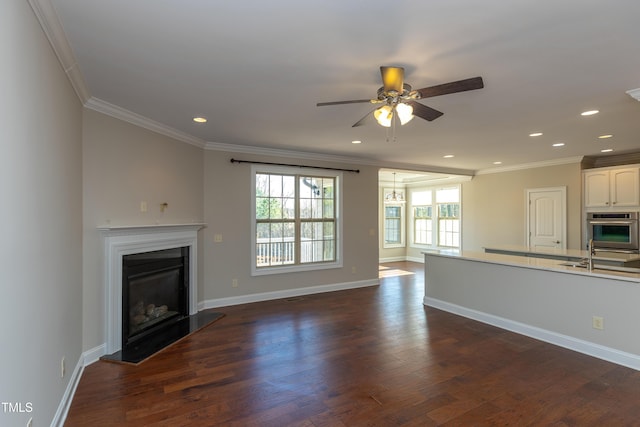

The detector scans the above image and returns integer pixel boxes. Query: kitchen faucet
[579,239,596,270]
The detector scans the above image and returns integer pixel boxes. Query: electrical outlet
[351,266,357,273]
[61,357,65,378]
[592,316,604,330]
[140,201,147,212]
[232,278,238,288]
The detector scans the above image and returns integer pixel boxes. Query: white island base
[423,251,640,370]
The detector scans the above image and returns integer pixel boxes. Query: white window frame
[251,164,343,276]
[383,201,405,248]
[409,184,462,250]
[413,204,433,246]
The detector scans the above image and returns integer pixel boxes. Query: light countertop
[483,245,640,263]
[423,249,640,283]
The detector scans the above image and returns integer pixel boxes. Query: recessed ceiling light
[581,110,599,116]
[601,148,614,153]
[529,132,543,137]
[351,140,362,144]
[552,143,565,147]
[493,161,502,165]
[598,134,613,139]
[193,117,207,123]
[443,154,454,158]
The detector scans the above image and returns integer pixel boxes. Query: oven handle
[588,220,637,225]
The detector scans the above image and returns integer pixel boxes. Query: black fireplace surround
[122,247,189,351]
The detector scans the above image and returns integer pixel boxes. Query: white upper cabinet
[584,167,640,208]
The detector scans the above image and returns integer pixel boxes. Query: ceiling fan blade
[380,66,404,93]
[416,76,484,99]
[407,101,444,122]
[317,99,372,106]
[352,108,376,127]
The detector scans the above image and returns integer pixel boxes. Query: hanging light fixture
[374,105,394,127]
[374,103,414,127]
[384,172,405,204]
[395,103,414,125]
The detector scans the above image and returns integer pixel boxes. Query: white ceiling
[49,0,640,174]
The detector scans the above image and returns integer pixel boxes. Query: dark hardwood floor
[65,262,640,426]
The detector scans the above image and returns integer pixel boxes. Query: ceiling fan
[317,66,484,128]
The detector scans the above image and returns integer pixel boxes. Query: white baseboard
[424,297,640,371]
[51,352,85,427]
[82,344,106,366]
[200,278,379,309]
[379,256,424,264]
[379,256,407,263]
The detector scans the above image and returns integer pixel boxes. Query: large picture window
[252,165,342,275]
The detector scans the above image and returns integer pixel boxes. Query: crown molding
[475,156,583,175]
[28,0,90,103]
[84,97,207,149]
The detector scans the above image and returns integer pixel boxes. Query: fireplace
[122,247,189,350]
[99,224,203,355]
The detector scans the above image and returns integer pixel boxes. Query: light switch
[214,234,223,242]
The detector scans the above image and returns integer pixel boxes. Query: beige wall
[82,109,205,352]
[1,2,83,425]
[462,162,582,251]
[202,151,380,303]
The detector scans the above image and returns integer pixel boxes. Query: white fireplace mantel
[99,223,205,354]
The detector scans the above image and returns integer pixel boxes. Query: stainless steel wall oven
[586,212,639,253]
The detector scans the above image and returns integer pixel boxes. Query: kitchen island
[423,250,640,370]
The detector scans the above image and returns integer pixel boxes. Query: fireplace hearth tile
[101,309,224,365]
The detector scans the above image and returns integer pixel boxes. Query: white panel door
[527,187,566,249]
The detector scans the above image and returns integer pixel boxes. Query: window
[412,190,433,245]
[384,205,402,245]
[436,188,460,247]
[411,186,461,249]
[414,205,433,245]
[252,165,342,275]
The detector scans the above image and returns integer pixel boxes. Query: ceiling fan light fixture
[374,105,394,127]
[396,103,414,125]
